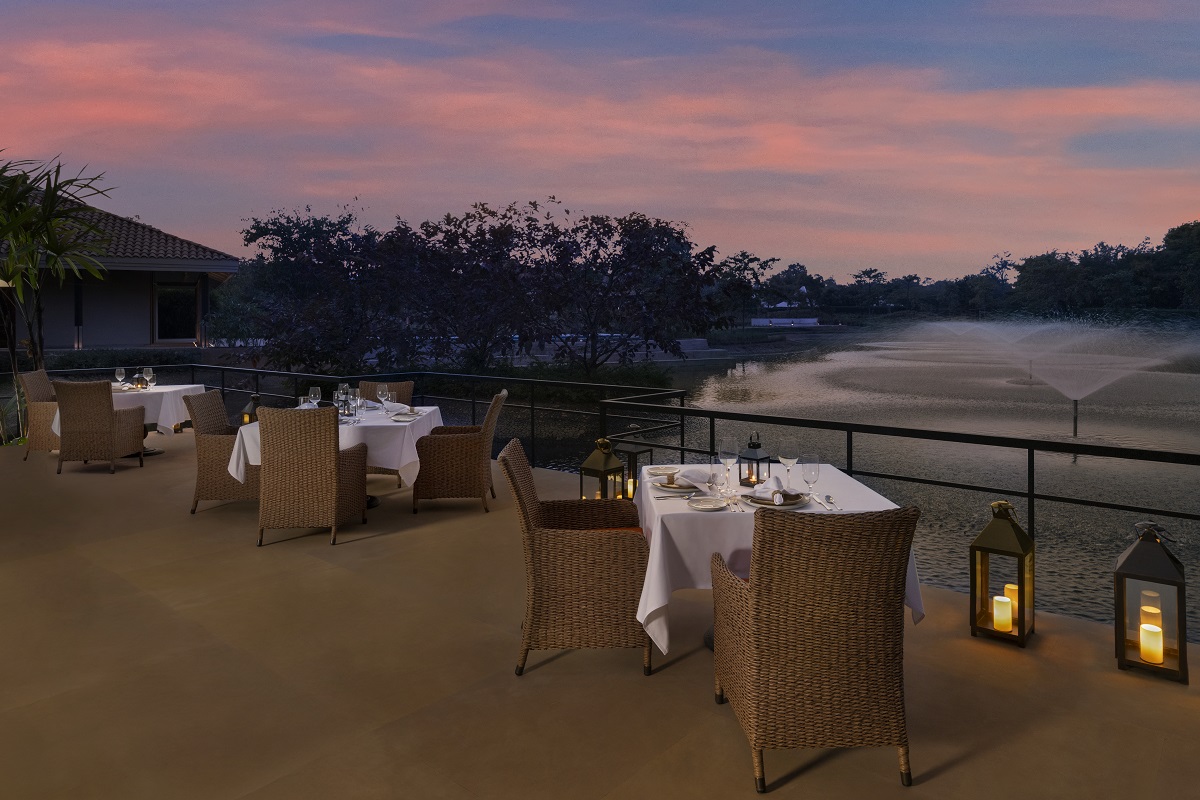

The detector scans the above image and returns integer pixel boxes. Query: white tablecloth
[227,406,443,483]
[634,464,924,654]
[51,383,206,437]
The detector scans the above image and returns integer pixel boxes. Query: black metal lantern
[1114,521,1188,684]
[240,393,261,425]
[580,438,626,500]
[970,500,1035,647]
[130,371,149,389]
[738,431,772,487]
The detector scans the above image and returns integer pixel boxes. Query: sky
[3,0,1199,281]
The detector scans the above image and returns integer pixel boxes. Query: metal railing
[6,363,1198,537]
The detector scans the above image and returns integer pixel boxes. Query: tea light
[993,596,1013,632]
[1140,623,1164,664]
[1004,583,1019,615]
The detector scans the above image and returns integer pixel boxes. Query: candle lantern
[579,438,626,500]
[970,500,1035,647]
[240,393,261,425]
[130,371,149,389]
[738,432,772,487]
[1114,521,1188,684]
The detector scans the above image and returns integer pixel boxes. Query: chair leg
[257,528,265,547]
[23,447,29,461]
[643,641,652,676]
[412,496,418,514]
[330,526,338,546]
[899,745,912,786]
[753,749,765,793]
[57,458,63,474]
[109,461,116,474]
[515,647,529,676]
[715,673,726,703]
[191,498,198,514]
[138,450,144,468]
[490,484,496,499]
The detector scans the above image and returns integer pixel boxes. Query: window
[155,283,197,342]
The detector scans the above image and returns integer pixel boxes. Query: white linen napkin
[298,401,318,409]
[381,400,411,413]
[750,476,789,504]
[678,467,712,488]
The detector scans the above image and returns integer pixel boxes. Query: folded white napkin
[298,401,318,409]
[362,399,382,410]
[678,467,712,487]
[381,400,410,413]
[750,476,789,504]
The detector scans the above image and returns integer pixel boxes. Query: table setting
[633,453,924,654]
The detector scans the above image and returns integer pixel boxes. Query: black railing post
[529,384,538,467]
[708,416,716,460]
[1027,449,1036,538]
[220,368,226,399]
[846,430,854,475]
[471,382,479,426]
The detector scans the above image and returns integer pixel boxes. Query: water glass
[777,437,800,490]
[378,386,391,404]
[718,438,739,488]
[801,454,820,495]
[308,386,321,405]
[115,367,125,383]
[145,367,156,387]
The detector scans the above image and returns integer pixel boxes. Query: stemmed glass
[114,367,125,384]
[800,453,820,497]
[776,437,800,491]
[307,386,321,406]
[378,386,391,405]
[718,438,739,495]
[145,367,156,387]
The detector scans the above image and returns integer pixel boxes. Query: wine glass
[776,437,800,491]
[114,367,125,383]
[145,367,156,387]
[710,467,728,504]
[307,386,321,406]
[800,453,820,496]
[378,386,391,405]
[718,438,739,490]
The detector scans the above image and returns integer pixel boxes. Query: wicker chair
[358,380,414,406]
[18,369,59,460]
[497,438,652,676]
[412,389,507,513]
[182,390,260,513]
[358,381,416,486]
[712,506,922,793]
[52,380,145,474]
[256,406,368,546]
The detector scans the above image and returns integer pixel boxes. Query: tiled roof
[75,205,238,263]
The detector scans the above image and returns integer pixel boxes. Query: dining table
[227,405,443,485]
[51,382,206,437]
[634,464,924,655]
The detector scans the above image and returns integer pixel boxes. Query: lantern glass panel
[1122,578,1181,669]
[974,552,1019,632]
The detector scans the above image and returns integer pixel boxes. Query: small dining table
[634,464,924,655]
[51,383,206,437]
[227,405,443,484]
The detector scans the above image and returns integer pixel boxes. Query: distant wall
[42,272,152,348]
[750,317,819,327]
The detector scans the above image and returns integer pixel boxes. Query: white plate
[652,477,695,492]
[742,493,811,509]
[688,497,728,512]
[390,413,419,422]
[646,466,680,477]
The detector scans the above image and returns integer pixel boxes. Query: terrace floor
[3,432,1199,799]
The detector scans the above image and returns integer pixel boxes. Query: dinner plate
[390,413,420,422]
[646,466,680,477]
[652,477,695,492]
[688,497,728,512]
[742,493,811,509]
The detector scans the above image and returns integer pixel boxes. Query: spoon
[824,494,843,511]
[654,493,696,500]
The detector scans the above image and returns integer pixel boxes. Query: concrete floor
[3,433,1199,799]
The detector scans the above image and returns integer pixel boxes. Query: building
[38,205,239,349]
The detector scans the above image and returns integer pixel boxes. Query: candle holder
[738,432,771,487]
[579,438,627,500]
[969,500,1035,647]
[1114,521,1188,684]
[240,393,261,425]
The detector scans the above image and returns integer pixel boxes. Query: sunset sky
[3,0,1199,281]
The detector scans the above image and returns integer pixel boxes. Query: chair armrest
[430,425,482,436]
[711,551,752,677]
[541,499,641,530]
[194,431,237,462]
[415,429,483,459]
[114,405,146,431]
[527,525,649,598]
[338,442,369,476]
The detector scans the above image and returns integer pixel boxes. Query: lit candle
[993,596,1013,633]
[627,479,635,497]
[1140,624,1164,664]
[1140,590,1161,626]
[595,491,601,500]
[1004,583,1019,616]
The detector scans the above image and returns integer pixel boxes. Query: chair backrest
[52,380,114,434]
[257,406,340,500]
[184,390,232,436]
[19,369,55,403]
[359,381,414,405]
[497,438,542,533]
[479,389,508,460]
[746,506,920,728]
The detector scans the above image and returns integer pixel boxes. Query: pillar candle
[993,596,1013,633]
[1140,623,1164,665]
[1140,606,1162,630]
[1004,583,1019,616]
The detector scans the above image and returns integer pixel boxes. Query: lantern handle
[1134,520,1174,543]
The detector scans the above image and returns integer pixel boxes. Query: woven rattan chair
[52,380,145,474]
[182,390,260,513]
[256,406,368,546]
[358,380,414,406]
[712,506,922,793]
[18,369,59,460]
[357,381,416,486]
[412,389,507,513]
[497,438,652,676]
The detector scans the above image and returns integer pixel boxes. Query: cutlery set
[653,490,845,512]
